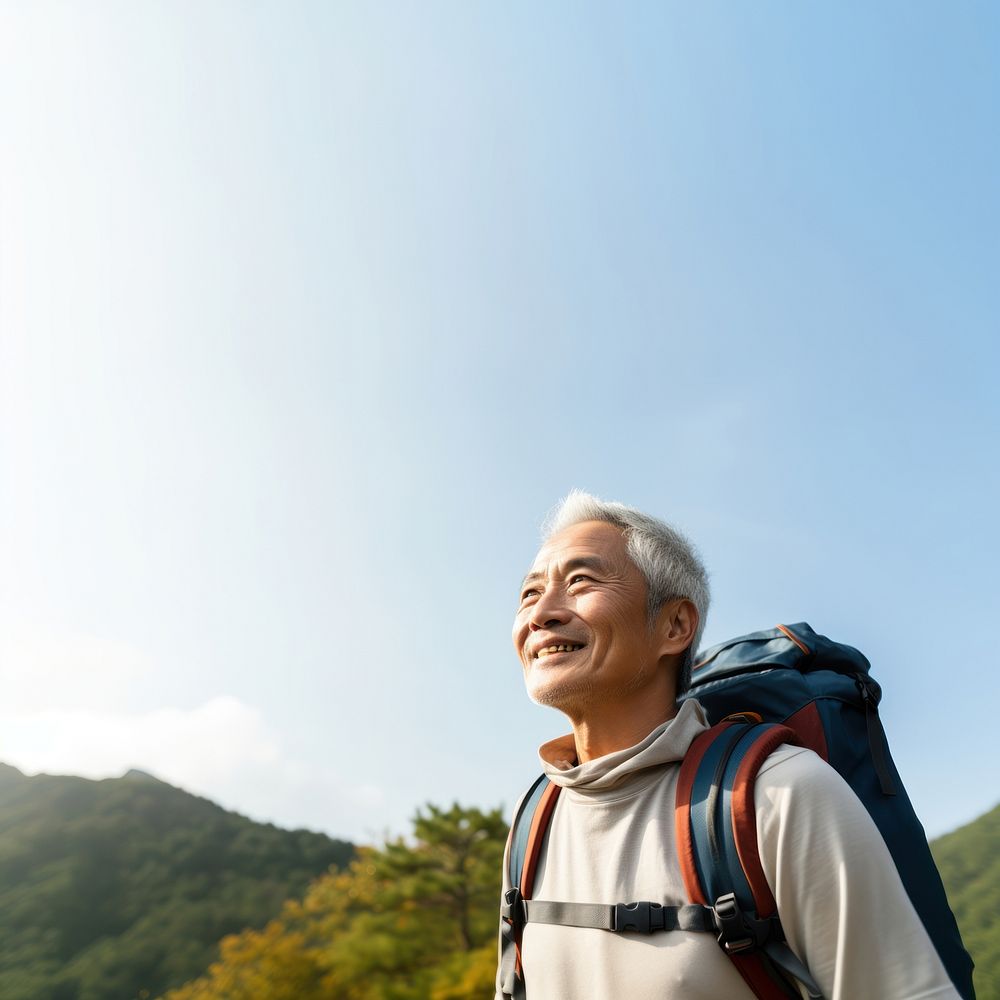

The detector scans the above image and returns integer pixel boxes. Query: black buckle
[613,900,665,934]
[713,893,775,954]
[502,887,525,930]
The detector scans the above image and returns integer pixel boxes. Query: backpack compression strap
[499,774,561,999]
[675,719,823,1000]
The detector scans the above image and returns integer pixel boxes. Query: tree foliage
[163,803,507,1000]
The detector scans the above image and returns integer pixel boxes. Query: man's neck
[567,696,678,763]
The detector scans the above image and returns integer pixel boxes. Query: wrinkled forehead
[524,520,634,580]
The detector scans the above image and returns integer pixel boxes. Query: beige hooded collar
[537,698,709,794]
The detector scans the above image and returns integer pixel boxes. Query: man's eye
[520,588,540,602]
[568,575,591,586]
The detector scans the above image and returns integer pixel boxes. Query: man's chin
[526,676,593,713]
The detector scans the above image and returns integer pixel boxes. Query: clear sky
[0,2,996,842]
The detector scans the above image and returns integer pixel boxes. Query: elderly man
[496,491,962,1000]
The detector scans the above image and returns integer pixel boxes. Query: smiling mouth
[534,644,585,660]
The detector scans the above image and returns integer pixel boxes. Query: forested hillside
[932,802,1000,999]
[0,763,353,1000]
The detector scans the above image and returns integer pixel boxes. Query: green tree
[320,804,505,1000]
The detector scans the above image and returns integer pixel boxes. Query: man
[496,490,960,1000]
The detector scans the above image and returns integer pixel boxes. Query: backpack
[498,623,976,1000]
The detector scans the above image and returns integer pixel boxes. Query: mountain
[0,762,354,1000]
[932,802,1000,1000]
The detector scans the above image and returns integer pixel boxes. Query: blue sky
[0,2,996,842]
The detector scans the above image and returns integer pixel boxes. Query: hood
[537,698,709,794]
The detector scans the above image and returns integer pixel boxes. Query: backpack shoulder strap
[508,773,560,893]
[676,718,822,1000]
[499,774,561,1000]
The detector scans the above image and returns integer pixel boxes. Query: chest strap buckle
[613,900,666,934]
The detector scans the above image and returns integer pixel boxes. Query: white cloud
[0,615,385,840]
[0,695,278,783]
[0,694,383,840]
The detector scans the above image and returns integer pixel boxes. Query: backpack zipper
[854,673,896,796]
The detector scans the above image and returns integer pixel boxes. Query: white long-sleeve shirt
[497,699,960,1000]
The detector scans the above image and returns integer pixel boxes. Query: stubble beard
[526,656,655,715]
[525,664,595,715]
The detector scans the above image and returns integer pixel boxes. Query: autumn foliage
[162,804,507,1000]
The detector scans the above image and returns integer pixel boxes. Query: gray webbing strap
[523,900,616,930]
[499,896,719,998]
[763,941,825,999]
[498,913,521,1000]
[519,898,717,933]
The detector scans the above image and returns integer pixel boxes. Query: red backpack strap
[730,722,795,918]
[515,779,560,973]
[676,719,808,1000]
[675,721,739,905]
[499,777,561,998]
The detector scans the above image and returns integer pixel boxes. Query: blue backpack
[499,623,975,1000]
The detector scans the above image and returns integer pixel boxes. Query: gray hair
[543,489,710,695]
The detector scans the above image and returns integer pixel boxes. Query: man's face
[512,520,662,712]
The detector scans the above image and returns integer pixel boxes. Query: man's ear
[654,598,699,660]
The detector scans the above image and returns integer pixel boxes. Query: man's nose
[528,589,570,631]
